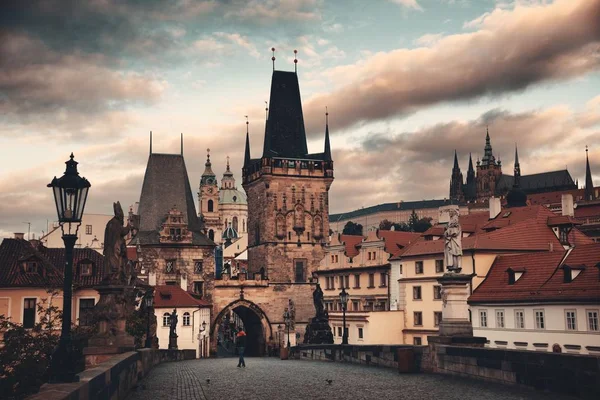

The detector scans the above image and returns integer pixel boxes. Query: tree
[0,289,92,398]
[342,221,363,236]
[379,219,411,232]
[407,210,433,233]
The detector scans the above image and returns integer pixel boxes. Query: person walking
[236,330,247,368]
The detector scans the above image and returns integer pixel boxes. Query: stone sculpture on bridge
[444,208,462,273]
[303,283,334,344]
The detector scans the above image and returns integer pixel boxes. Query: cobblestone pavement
[127,358,576,400]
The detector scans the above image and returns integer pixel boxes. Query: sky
[0,0,599,238]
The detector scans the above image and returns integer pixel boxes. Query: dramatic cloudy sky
[1,0,599,238]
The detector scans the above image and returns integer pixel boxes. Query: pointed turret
[244,119,251,167]
[466,153,475,185]
[481,127,496,166]
[585,146,595,200]
[514,144,521,187]
[324,109,332,161]
[453,150,459,169]
[506,144,527,208]
[200,149,216,185]
[262,70,309,158]
[449,150,464,202]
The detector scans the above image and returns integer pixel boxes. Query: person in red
[236,330,246,368]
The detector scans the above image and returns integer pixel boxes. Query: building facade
[469,244,600,355]
[41,213,111,252]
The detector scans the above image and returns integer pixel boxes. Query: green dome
[219,188,247,205]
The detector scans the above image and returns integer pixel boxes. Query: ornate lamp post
[144,290,154,348]
[339,287,349,345]
[277,324,282,353]
[47,153,91,383]
[283,309,291,348]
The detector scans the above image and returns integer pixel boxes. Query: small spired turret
[506,144,527,208]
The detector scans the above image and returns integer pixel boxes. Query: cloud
[224,0,321,22]
[301,0,600,136]
[414,33,445,47]
[388,0,423,11]
[326,100,600,213]
[214,32,261,58]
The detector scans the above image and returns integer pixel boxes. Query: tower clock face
[207,187,213,193]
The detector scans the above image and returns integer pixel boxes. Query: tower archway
[211,299,272,357]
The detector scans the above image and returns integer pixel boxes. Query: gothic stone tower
[476,128,502,201]
[449,150,464,202]
[242,70,334,282]
[198,150,221,242]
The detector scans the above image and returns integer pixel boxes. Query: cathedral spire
[449,150,464,202]
[506,143,527,208]
[514,144,521,187]
[585,145,595,200]
[324,107,332,161]
[481,126,496,166]
[453,149,459,170]
[244,117,251,167]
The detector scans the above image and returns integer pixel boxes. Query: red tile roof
[340,234,363,257]
[575,202,600,218]
[0,238,106,288]
[469,243,600,304]
[547,215,582,226]
[377,230,420,254]
[153,285,211,308]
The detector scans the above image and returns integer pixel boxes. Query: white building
[41,213,111,252]
[153,284,212,358]
[469,243,600,355]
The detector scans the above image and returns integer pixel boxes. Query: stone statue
[444,208,462,272]
[103,202,132,284]
[312,283,325,317]
[169,308,178,337]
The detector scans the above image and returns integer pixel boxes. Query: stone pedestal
[84,285,136,367]
[169,334,178,350]
[437,273,473,337]
[303,315,334,344]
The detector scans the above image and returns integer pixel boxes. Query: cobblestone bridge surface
[127,357,576,400]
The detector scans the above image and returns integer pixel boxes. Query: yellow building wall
[0,287,99,325]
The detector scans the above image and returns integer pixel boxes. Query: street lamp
[144,290,154,348]
[47,153,91,383]
[339,287,349,345]
[283,308,291,348]
[277,324,282,353]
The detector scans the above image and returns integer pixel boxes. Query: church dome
[219,188,247,205]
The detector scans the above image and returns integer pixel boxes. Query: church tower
[449,150,464,202]
[243,69,334,282]
[198,149,221,242]
[476,128,503,201]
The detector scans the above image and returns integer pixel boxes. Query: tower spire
[585,145,595,200]
[514,144,521,187]
[244,116,251,167]
[481,126,496,166]
[453,149,459,169]
[324,107,332,161]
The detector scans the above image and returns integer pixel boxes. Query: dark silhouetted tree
[342,221,363,236]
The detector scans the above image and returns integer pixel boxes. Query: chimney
[148,271,157,286]
[180,274,188,291]
[489,197,501,219]
[561,194,574,217]
[14,233,24,240]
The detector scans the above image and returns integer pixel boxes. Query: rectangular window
[353,274,360,288]
[535,309,545,329]
[365,301,374,312]
[435,260,444,273]
[78,298,95,326]
[480,310,488,328]
[413,286,422,300]
[565,310,577,331]
[368,273,375,288]
[358,327,364,339]
[337,326,342,337]
[379,272,387,287]
[413,337,422,346]
[194,260,203,274]
[414,311,423,326]
[434,311,442,327]
[80,263,92,276]
[587,310,599,331]
[294,260,305,282]
[515,310,525,329]
[345,275,350,289]
[495,310,505,328]
[331,255,335,263]
[85,225,92,235]
[194,281,204,297]
[23,298,36,328]
[367,252,371,261]
[330,276,335,290]
[165,259,175,273]
[415,261,424,274]
[433,285,442,300]
[352,301,359,311]
[24,261,37,273]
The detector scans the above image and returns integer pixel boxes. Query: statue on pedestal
[169,309,179,349]
[303,283,334,344]
[103,202,134,285]
[444,208,462,273]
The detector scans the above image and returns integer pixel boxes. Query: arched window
[208,200,214,212]
[208,229,214,241]
[232,216,239,232]
[183,312,190,326]
[163,313,170,327]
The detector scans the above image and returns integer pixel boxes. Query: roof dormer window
[562,265,584,283]
[24,261,38,274]
[507,268,525,285]
[80,262,92,276]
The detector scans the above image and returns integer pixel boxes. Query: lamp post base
[48,336,80,383]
